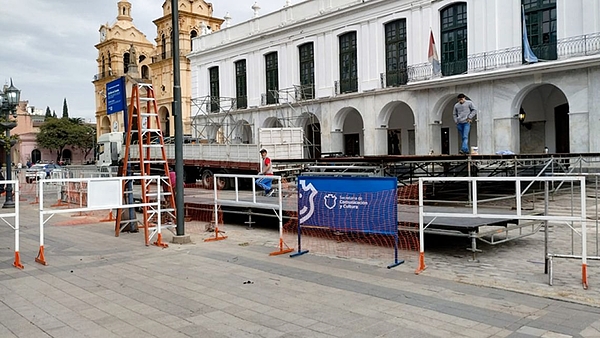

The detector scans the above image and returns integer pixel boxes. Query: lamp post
[0,79,21,208]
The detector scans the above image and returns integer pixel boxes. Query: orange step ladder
[114,83,176,247]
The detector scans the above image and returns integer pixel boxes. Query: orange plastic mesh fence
[281,180,421,261]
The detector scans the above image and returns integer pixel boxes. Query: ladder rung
[141,129,161,133]
[146,192,173,197]
[140,113,158,117]
[139,97,155,102]
[134,160,167,164]
[142,144,164,148]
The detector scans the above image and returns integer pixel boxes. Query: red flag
[428,30,441,75]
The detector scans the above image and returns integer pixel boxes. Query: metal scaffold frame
[190,84,320,158]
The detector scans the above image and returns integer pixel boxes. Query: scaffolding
[190,84,320,159]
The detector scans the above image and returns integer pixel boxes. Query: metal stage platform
[168,153,599,258]
[274,152,600,185]
[181,190,542,259]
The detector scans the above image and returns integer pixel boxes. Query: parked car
[25,164,63,183]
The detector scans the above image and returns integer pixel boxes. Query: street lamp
[0,79,21,208]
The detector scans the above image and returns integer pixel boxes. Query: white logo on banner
[324,193,337,209]
[299,180,318,223]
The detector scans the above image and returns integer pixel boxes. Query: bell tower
[150,0,224,136]
[117,0,133,22]
[93,1,155,136]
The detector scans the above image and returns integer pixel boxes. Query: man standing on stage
[453,93,478,154]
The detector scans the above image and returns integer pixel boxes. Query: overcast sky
[0,0,303,121]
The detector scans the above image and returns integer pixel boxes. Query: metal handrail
[407,31,600,82]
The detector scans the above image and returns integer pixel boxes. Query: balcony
[407,32,600,82]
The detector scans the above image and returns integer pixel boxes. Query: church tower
[150,0,224,136]
[93,0,155,135]
[94,0,223,137]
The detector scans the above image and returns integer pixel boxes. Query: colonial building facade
[188,0,600,157]
[93,0,223,137]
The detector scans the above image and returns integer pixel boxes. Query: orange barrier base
[269,239,294,256]
[582,264,588,290]
[269,248,294,256]
[100,211,115,222]
[13,251,24,269]
[30,197,39,205]
[204,230,228,242]
[51,200,69,207]
[153,233,169,248]
[415,252,427,274]
[35,245,48,265]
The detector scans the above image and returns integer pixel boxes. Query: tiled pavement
[1,200,600,337]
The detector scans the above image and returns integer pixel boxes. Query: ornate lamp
[0,78,20,208]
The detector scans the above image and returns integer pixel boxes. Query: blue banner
[106,77,126,115]
[297,176,397,236]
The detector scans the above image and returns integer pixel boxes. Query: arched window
[108,52,112,75]
[123,52,130,73]
[31,149,41,164]
[101,55,106,77]
[523,0,557,60]
[441,3,468,76]
[161,34,166,59]
[61,149,72,165]
[190,30,198,50]
[141,65,149,79]
[139,55,146,63]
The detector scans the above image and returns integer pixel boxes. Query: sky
[0,0,303,121]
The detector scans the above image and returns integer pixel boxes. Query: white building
[188,0,600,157]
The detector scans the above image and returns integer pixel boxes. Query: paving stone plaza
[1,186,600,338]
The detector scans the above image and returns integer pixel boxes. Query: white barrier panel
[0,180,21,269]
[416,176,589,289]
[207,173,293,256]
[36,176,161,265]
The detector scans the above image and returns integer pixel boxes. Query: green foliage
[0,115,19,150]
[62,98,69,118]
[36,117,90,162]
[45,106,51,120]
[52,110,57,118]
[74,123,97,160]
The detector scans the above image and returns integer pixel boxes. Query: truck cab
[96,132,124,168]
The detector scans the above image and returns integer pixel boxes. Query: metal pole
[3,117,15,208]
[544,181,549,274]
[172,0,184,236]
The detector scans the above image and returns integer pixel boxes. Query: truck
[96,127,304,188]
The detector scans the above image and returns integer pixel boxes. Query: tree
[45,106,52,120]
[36,118,80,163]
[73,124,96,163]
[37,118,96,164]
[62,98,69,118]
[52,110,57,118]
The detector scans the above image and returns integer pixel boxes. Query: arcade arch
[100,116,111,135]
[378,101,415,155]
[263,117,284,128]
[158,106,170,137]
[333,107,364,156]
[435,94,479,155]
[517,84,569,154]
[231,120,253,144]
[296,112,321,159]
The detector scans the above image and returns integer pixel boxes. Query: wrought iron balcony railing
[407,32,600,82]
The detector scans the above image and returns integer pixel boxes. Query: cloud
[0,0,305,121]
